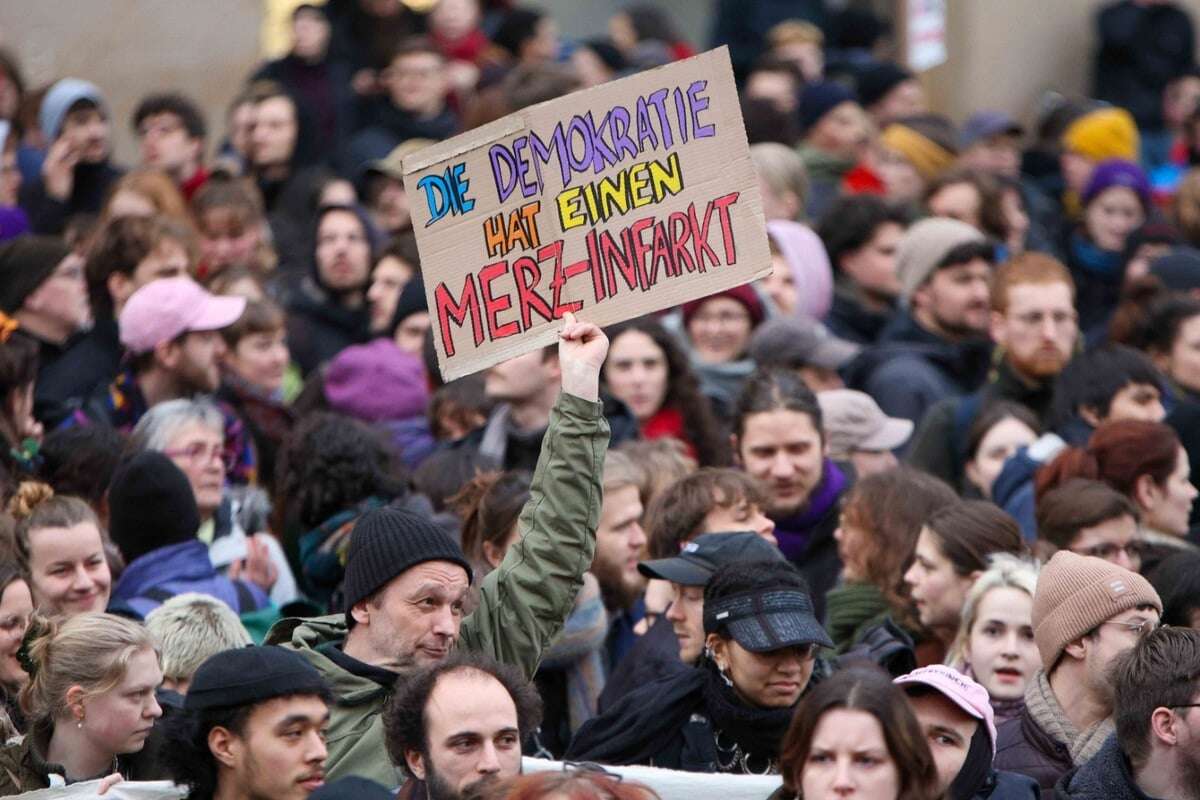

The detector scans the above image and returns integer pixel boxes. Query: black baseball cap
[637,532,785,586]
[703,588,834,653]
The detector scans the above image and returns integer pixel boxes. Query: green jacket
[266,392,609,786]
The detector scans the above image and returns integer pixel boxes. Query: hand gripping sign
[404,46,771,381]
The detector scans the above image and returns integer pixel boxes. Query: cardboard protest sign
[404,46,771,381]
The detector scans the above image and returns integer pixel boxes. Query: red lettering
[479,260,519,341]
[598,229,633,298]
[667,212,696,274]
[648,220,675,286]
[711,192,740,263]
[551,240,589,317]
[628,217,654,290]
[434,275,484,358]
[512,255,555,330]
[586,229,606,303]
[689,201,720,271]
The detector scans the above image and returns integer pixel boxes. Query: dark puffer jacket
[993,707,1073,794]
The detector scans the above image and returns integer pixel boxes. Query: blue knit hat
[40,78,106,141]
[798,81,857,133]
[1082,159,1150,209]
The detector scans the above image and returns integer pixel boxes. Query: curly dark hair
[603,316,730,467]
[383,650,542,776]
[274,412,408,531]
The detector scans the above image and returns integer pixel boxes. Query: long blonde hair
[19,613,158,728]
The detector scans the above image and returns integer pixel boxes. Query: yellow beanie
[1062,107,1140,162]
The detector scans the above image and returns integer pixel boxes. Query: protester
[946,554,1041,725]
[763,220,834,319]
[0,563,31,729]
[818,390,913,477]
[907,253,1078,490]
[602,317,729,466]
[366,240,417,336]
[266,313,610,785]
[190,178,272,278]
[160,646,332,800]
[143,592,253,694]
[826,468,957,659]
[216,298,295,486]
[818,195,912,346]
[0,613,161,793]
[731,369,844,617]
[567,560,833,773]
[992,551,1162,792]
[20,78,122,235]
[796,82,867,220]
[70,277,246,451]
[844,217,994,426]
[7,481,110,617]
[0,323,40,478]
[1035,479,1145,570]
[777,666,941,800]
[750,142,809,223]
[497,771,658,800]
[383,651,542,800]
[904,503,1026,655]
[961,402,1040,500]
[591,450,648,673]
[895,665,1039,800]
[679,286,767,412]
[131,92,209,200]
[1055,626,1200,799]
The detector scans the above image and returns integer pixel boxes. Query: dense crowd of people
[1,0,1200,798]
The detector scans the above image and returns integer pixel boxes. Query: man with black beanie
[107,450,272,621]
[267,312,611,786]
[161,646,332,800]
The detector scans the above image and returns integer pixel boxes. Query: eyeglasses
[1071,541,1148,561]
[164,442,234,471]
[1099,618,1161,638]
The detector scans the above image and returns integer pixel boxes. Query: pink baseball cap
[119,277,246,354]
[894,665,997,755]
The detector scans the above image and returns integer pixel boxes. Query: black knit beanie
[0,235,71,314]
[108,451,201,564]
[341,507,474,625]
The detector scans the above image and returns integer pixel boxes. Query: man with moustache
[907,253,1078,491]
[21,79,123,235]
[845,217,995,429]
[384,652,541,800]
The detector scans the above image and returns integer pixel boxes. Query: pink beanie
[766,220,834,320]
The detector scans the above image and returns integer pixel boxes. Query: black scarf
[702,664,796,760]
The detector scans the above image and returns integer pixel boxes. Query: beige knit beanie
[896,217,987,307]
[1032,551,1162,670]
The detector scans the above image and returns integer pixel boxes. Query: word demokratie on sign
[404,46,771,381]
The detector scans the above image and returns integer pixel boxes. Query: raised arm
[460,313,612,678]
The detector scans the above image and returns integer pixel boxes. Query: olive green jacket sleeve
[459,391,609,679]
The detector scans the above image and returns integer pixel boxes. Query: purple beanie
[324,338,430,423]
[1082,159,1150,209]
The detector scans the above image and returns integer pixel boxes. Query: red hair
[1035,420,1180,501]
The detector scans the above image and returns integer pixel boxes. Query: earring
[719,667,734,688]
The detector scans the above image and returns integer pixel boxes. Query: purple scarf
[772,460,846,561]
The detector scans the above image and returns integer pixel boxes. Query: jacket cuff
[555,391,605,420]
